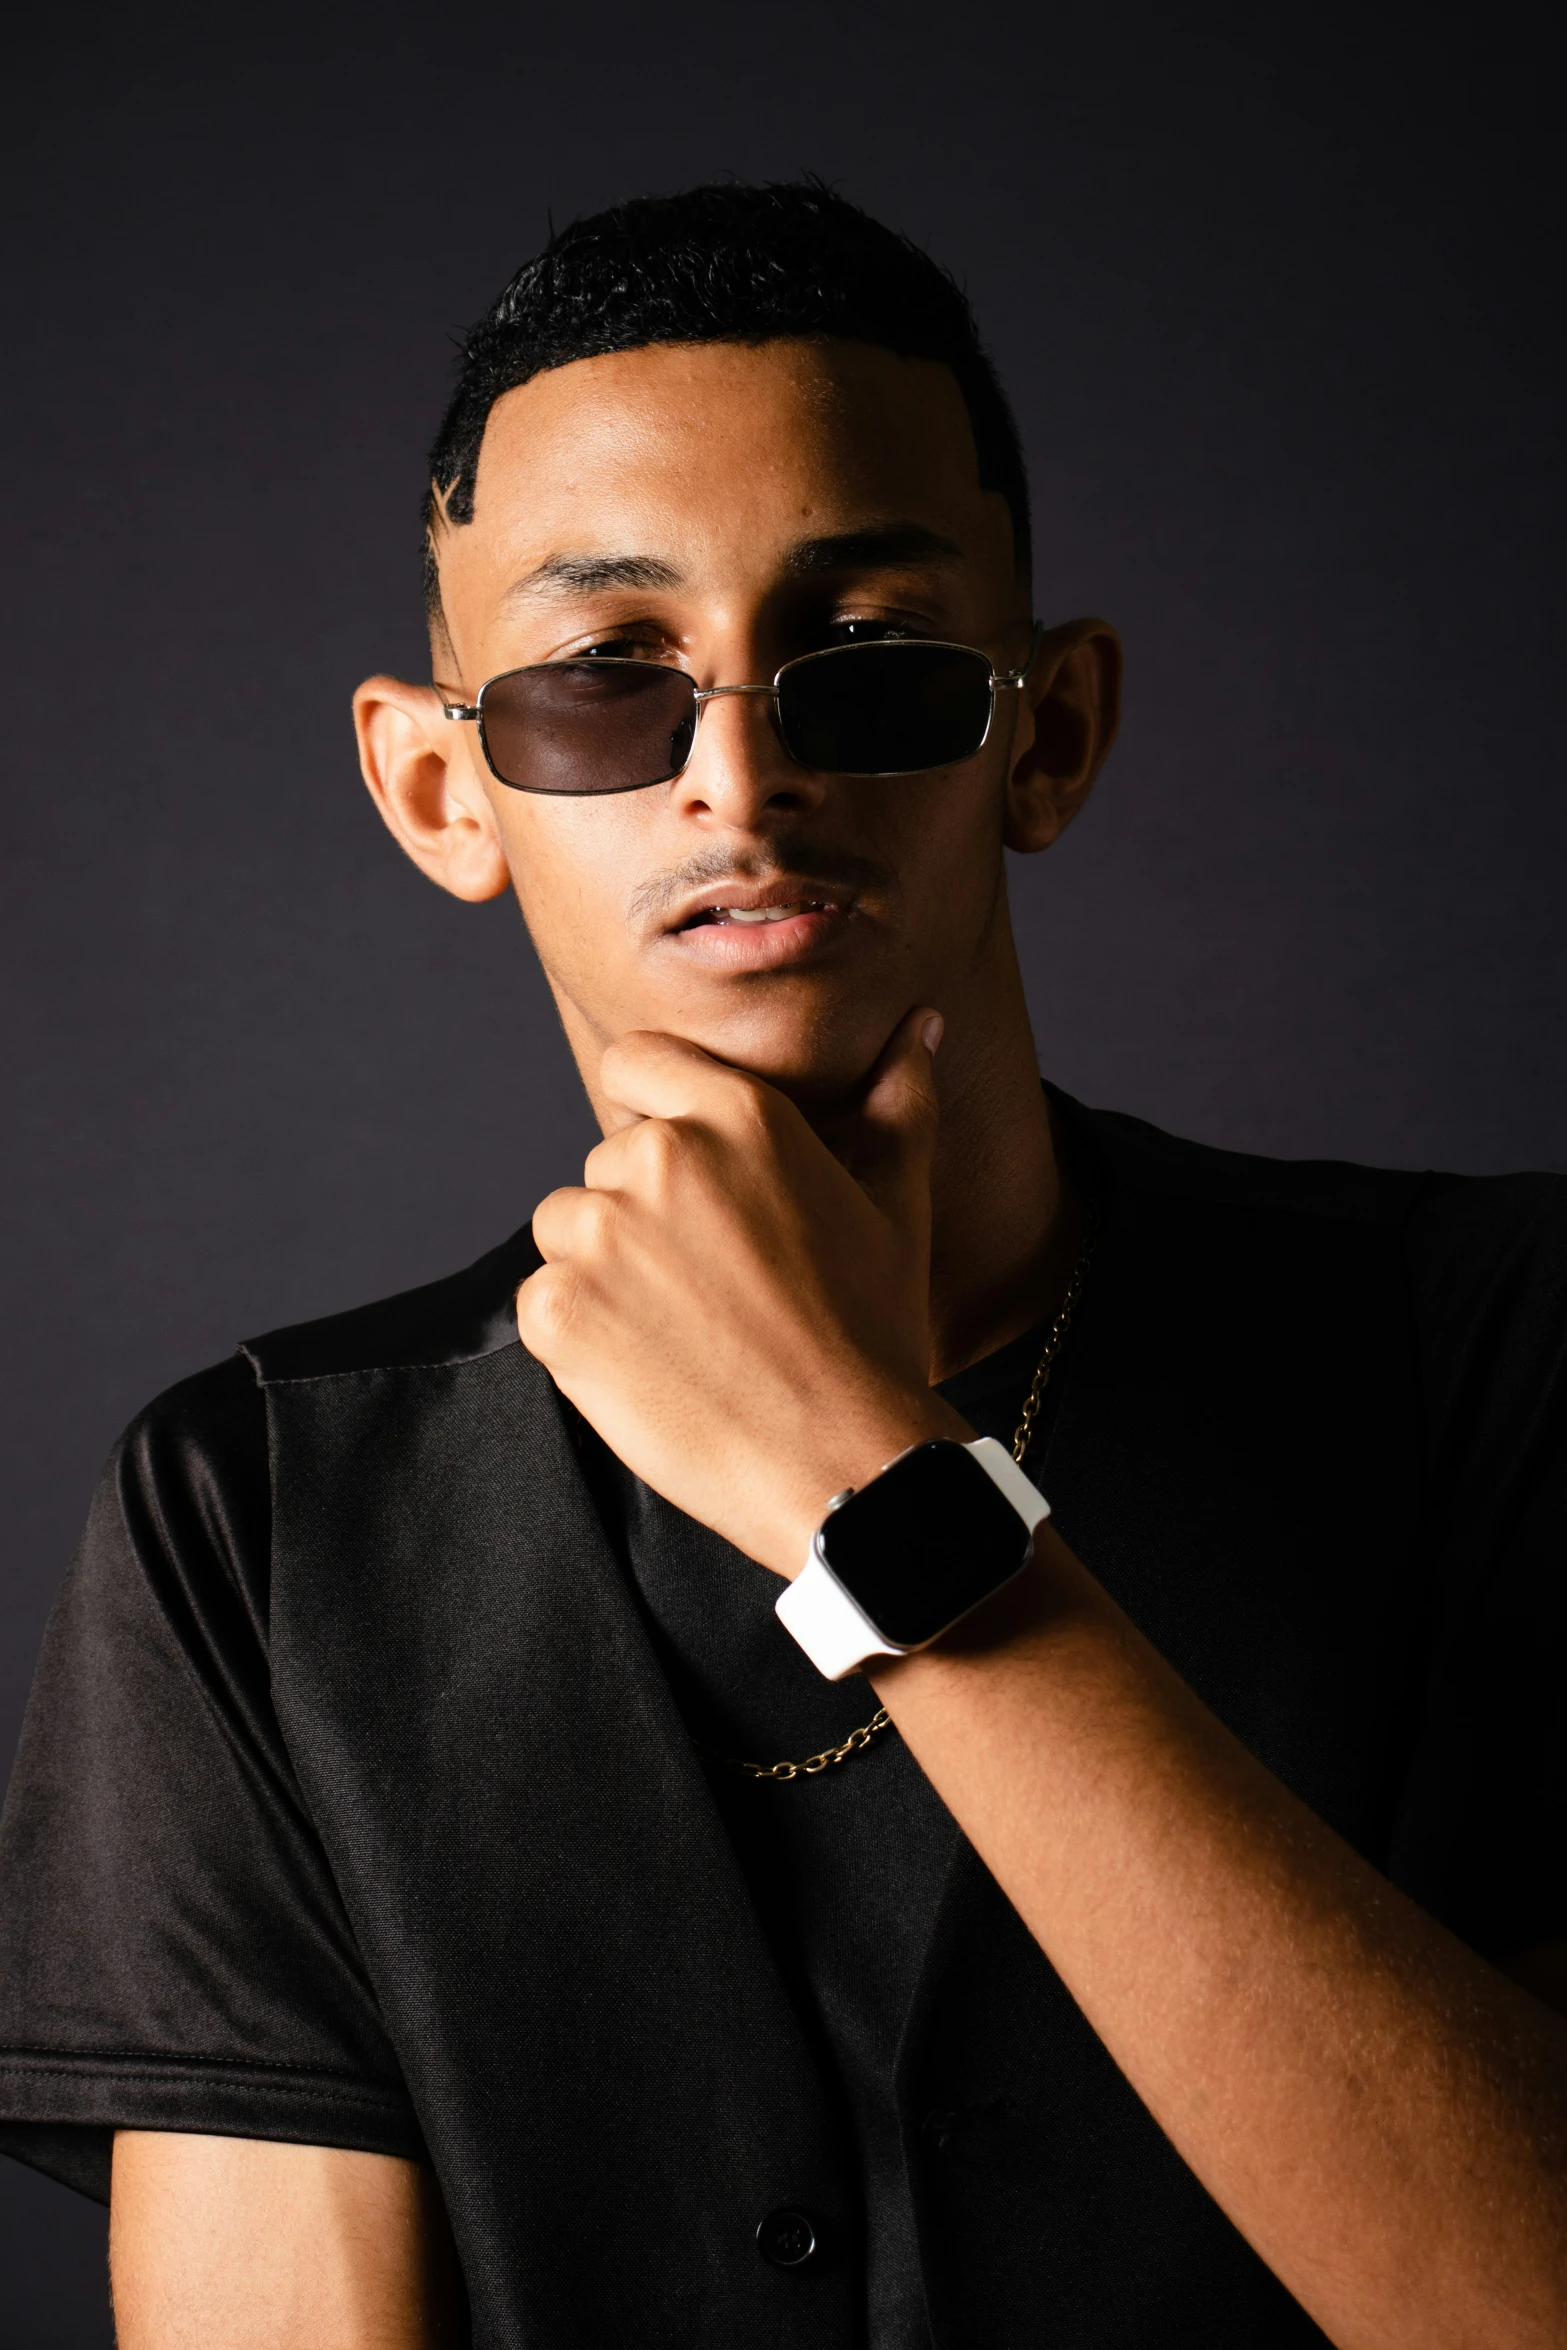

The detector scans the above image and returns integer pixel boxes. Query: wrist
[771,1393,974,1582]
[868,1524,1109,1683]
[774,1428,1051,1681]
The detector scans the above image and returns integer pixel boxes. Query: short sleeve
[1390,1173,1567,1960]
[0,1357,422,2202]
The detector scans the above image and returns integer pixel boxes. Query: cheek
[870,764,1008,930]
[492,798,648,991]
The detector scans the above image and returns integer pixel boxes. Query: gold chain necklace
[721,1213,1096,1782]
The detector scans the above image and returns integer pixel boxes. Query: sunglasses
[440,626,1042,797]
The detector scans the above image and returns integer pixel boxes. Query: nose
[668,682,828,830]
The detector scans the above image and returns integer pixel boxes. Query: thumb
[842,1006,943,1233]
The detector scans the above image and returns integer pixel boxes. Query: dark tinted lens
[776,641,995,775]
[478,661,697,794]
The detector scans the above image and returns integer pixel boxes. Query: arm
[110,2133,460,2349]
[519,1017,1567,2350]
[868,1532,1567,2350]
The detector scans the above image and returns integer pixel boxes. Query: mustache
[627,841,895,929]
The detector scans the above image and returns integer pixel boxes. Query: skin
[111,337,1567,2346]
[110,2136,458,2348]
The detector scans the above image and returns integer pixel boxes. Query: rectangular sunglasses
[440,626,1042,796]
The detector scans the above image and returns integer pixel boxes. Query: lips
[682,897,839,928]
[666,872,853,933]
[661,882,852,971]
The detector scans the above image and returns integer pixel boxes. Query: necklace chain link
[721,1212,1096,1782]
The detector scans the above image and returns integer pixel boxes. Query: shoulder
[104,1223,542,1534]
[1061,1082,1567,1292]
[239,1225,541,1385]
[115,1348,271,1497]
[1404,1168,1567,1304]
[1059,1085,1567,1428]
[1057,1091,1426,1231]
[1402,1173,1567,1441]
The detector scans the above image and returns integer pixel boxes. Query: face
[356,338,1117,1120]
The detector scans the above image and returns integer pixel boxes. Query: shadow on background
[2,0,1561,2335]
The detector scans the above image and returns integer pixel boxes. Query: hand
[517,1009,965,1576]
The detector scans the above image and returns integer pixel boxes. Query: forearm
[515,1023,1567,2340]
[110,2133,459,2349]
[870,1526,1567,2350]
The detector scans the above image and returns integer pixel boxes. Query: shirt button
[755,2207,819,2269]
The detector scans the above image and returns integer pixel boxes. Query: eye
[575,634,669,662]
[826,618,916,646]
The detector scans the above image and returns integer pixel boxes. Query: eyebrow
[503,551,686,602]
[499,522,965,609]
[782,523,966,574]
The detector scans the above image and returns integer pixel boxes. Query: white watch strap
[774,1437,1050,1682]
[965,1435,1052,1533]
[774,1554,897,1682]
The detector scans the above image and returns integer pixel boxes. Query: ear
[1003,618,1123,854]
[352,676,512,903]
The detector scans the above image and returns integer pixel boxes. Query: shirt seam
[242,1344,518,1390]
[0,2046,410,2103]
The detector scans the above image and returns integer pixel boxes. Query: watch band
[775,1436,1050,1682]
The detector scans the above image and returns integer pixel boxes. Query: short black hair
[423,179,1030,634]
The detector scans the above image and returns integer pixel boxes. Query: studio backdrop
[3,2,1562,2340]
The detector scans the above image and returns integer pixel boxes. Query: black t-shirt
[584,1323,1059,2350]
[2,1095,1566,2350]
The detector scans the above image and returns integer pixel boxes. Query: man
[2,180,1565,2349]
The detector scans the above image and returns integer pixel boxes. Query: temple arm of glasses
[994,621,1046,691]
[441,702,481,722]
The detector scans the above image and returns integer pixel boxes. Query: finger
[838,1006,942,1232]
[515,1259,577,1365]
[597,1030,776,1130]
[529,1183,610,1262]
[582,1116,678,1196]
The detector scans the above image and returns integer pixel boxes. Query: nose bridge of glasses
[692,681,778,705]
[674,672,812,810]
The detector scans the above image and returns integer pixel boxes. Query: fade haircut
[422,179,1031,644]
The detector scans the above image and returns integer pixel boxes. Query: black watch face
[818,1441,1034,1649]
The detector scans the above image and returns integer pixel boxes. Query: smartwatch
[775,1437,1049,1681]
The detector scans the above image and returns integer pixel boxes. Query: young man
[2,182,1565,2350]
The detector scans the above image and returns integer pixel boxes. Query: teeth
[724,902,806,924]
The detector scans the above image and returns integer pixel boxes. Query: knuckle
[573,1190,616,1256]
[532,1184,614,1264]
[581,1135,616,1190]
[612,1116,688,1203]
[737,1073,779,1129]
[518,1263,580,1353]
[635,1117,680,1177]
[529,1189,569,1256]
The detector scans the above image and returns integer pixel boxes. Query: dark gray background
[3,0,1561,2336]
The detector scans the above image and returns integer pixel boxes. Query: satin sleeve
[0,1356,421,2202]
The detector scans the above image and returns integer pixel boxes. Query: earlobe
[1003,620,1123,856]
[352,675,512,904]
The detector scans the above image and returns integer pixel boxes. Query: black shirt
[585,1323,1060,2349]
[2,1095,1566,2350]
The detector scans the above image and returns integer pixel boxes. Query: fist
[516,1011,963,1575]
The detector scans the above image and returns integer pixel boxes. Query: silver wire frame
[440,622,1045,792]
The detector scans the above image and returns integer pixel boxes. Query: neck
[919,933,1076,1384]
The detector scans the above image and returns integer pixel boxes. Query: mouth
[680,896,842,929]
[664,880,854,969]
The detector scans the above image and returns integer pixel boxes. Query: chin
[679,998,894,1107]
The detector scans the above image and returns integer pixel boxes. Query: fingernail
[921,1013,944,1055]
